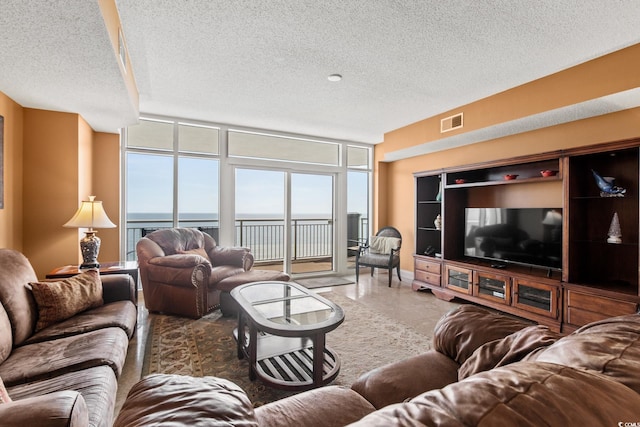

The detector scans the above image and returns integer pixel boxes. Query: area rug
[296,276,354,289]
[142,291,432,406]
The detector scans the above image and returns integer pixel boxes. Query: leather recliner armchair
[136,227,254,318]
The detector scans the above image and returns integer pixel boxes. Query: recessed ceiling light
[328,74,342,82]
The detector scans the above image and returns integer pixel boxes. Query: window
[229,130,340,166]
[124,117,371,275]
[124,119,220,259]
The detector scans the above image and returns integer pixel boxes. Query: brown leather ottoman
[217,269,290,316]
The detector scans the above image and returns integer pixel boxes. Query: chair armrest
[351,350,459,409]
[146,258,209,288]
[149,254,210,268]
[209,247,254,270]
[0,391,88,427]
[101,274,136,305]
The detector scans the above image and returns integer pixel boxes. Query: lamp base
[79,262,101,269]
[79,231,101,269]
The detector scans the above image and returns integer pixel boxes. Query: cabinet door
[474,271,510,305]
[512,278,559,319]
[444,265,472,294]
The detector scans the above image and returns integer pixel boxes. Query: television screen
[464,208,562,270]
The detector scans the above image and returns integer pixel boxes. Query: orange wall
[93,132,121,262]
[377,43,640,274]
[0,102,120,278]
[0,92,24,250]
[23,109,84,276]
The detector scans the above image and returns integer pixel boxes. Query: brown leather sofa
[115,305,640,426]
[137,228,290,318]
[0,248,138,427]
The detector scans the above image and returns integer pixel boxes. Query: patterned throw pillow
[29,270,103,332]
[0,376,11,403]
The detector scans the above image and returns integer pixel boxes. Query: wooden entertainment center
[413,138,640,332]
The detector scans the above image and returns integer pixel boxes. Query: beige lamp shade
[64,196,116,230]
[63,196,115,268]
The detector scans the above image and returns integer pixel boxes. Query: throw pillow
[0,376,10,403]
[29,270,103,332]
[369,236,401,254]
[177,247,211,262]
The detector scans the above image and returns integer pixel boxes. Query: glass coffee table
[231,281,345,391]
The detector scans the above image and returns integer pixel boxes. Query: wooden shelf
[446,175,560,189]
[414,140,640,333]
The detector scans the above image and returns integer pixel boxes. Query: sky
[127,153,368,218]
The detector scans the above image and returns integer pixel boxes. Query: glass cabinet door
[513,278,559,319]
[444,265,472,294]
[474,271,510,304]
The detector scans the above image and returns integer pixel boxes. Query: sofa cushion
[0,249,39,346]
[114,374,258,427]
[24,300,137,344]
[351,350,459,409]
[30,270,103,332]
[209,266,247,285]
[177,247,211,263]
[433,305,532,365]
[348,362,640,427]
[458,325,562,380]
[145,227,209,255]
[0,377,11,403]
[0,303,12,364]
[0,390,88,427]
[529,313,640,394]
[256,385,375,427]
[0,327,128,387]
[7,365,117,427]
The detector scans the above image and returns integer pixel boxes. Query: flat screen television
[464,208,562,271]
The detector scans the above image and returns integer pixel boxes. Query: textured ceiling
[0,1,136,132]
[1,1,640,144]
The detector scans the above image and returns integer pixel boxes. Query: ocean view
[124,213,361,263]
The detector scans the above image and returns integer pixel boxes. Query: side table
[46,261,139,306]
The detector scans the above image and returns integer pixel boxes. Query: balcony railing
[125,215,368,264]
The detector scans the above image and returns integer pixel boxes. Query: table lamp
[64,196,116,268]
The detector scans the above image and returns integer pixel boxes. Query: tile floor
[114,270,462,416]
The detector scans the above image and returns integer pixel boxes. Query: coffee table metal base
[231,281,344,391]
[234,328,341,391]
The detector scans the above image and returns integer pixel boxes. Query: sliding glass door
[290,173,334,274]
[235,169,286,271]
[234,168,334,275]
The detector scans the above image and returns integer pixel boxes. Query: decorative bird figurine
[591,170,626,196]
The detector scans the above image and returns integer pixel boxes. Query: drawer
[415,258,441,274]
[566,290,638,318]
[565,307,613,326]
[565,289,638,327]
[415,269,441,286]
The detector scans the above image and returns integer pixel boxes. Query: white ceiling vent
[441,113,464,133]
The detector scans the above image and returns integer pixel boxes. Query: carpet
[142,291,432,406]
[296,276,354,289]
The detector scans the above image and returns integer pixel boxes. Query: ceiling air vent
[441,113,463,133]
